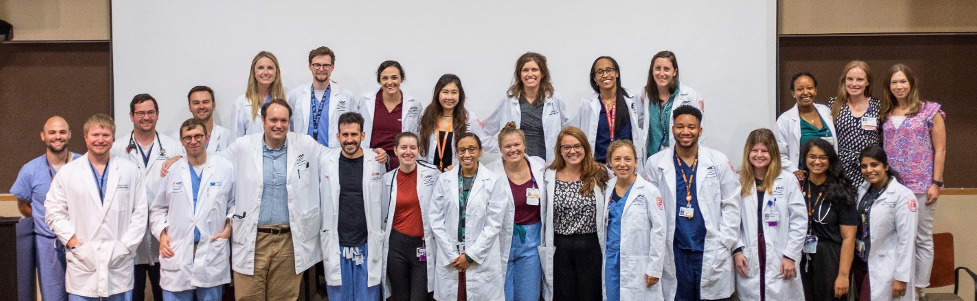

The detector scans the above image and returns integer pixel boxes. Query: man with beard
[45,113,148,300]
[111,93,183,301]
[642,105,741,301]
[287,46,360,147]
[11,116,82,301]
[186,86,233,152]
[320,112,386,301]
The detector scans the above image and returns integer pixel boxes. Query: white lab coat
[775,103,838,172]
[318,149,387,286]
[422,109,499,168]
[110,132,184,265]
[429,164,509,301]
[230,94,267,139]
[642,146,741,300]
[482,93,569,164]
[379,161,442,297]
[734,171,807,301]
[600,176,667,301]
[359,90,425,149]
[569,90,646,170]
[220,133,325,275]
[638,84,706,158]
[149,156,236,292]
[287,82,360,147]
[206,124,234,153]
[45,154,148,297]
[541,168,607,298]
[856,178,918,301]
[486,155,550,300]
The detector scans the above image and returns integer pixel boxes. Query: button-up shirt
[258,141,289,226]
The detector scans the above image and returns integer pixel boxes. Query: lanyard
[603,100,617,140]
[89,159,109,201]
[437,117,453,168]
[130,131,165,166]
[310,85,331,140]
[46,155,69,180]
[806,180,825,217]
[676,155,698,206]
[458,172,476,243]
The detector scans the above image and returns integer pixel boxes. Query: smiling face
[559,135,585,166]
[608,145,636,179]
[130,101,158,132]
[261,103,289,143]
[379,66,403,96]
[792,75,817,107]
[180,125,208,158]
[337,123,364,157]
[593,58,618,91]
[395,136,419,168]
[309,55,334,85]
[521,60,541,91]
[749,143,771,171]
[805,145,829,177]
[672,114,702,149]
[439,82,460,111]
[889,71,911,101]
[41,117,71,153]
[500,134,526,163]
[255,57,278,87]
[845,67,869,97]
[188,91,215,121]
[456,136,482,170]
[652,57,677,89]
[859,156,888,186]
[85,125,114,156]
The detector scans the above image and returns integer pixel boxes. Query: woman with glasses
[360,61,424,171]
[544,127,609,301]
[798,139,857,301]
[418,74,497,172]
[570,56,644,165]
[429,133,510,301]
[231,51,287,138]
[641,51,706,159]
[776,72,838,181]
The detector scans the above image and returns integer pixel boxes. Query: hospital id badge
[821,136,835,145]
[680,206,695,219]
[803,235,818,254]
[763,210,780,226]
[417,247,427,262]
[456,242,466,254]
[526,188,541,206]
[855,240,865,256]
[861,116,878,131]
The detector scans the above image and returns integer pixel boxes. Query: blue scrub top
[595,103,632,163]
[605,184,632,301]
[674,153,706,251]
[10,153,82,237]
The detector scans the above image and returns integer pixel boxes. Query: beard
[342,142,361,156]
[47,142,68,153]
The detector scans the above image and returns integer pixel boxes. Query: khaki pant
[233,229,303,301]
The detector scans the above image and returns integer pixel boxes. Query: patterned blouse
[829,97,882,188]
[883,101,945,193]
[552,179,598,235]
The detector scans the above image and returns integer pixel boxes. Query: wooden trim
[0,194,17,202]
[779,32,977,38]
[941,189,977,195]
[3,40,110,44]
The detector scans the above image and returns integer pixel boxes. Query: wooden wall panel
[0,0,111,41]
[0,42,111,193]
[778,35,977,188]
[780,1,977,35]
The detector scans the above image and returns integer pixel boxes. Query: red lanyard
[604,100,617,140]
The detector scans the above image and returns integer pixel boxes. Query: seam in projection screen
[112,1,776,164]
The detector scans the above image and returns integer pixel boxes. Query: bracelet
[932,180,944,187]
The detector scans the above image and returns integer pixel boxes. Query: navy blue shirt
[674,153,706,251]
[595,103,632,163]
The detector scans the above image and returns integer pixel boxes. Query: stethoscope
[126,131,166,158]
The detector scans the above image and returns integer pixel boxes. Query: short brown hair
[308,46,335,64]
[83,113,116,136]
[179,118,209,137]
[187,86,215,104]
[260,98,293,119]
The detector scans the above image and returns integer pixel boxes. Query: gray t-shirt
[519,96,546,160]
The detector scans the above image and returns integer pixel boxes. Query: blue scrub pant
[605,245,621,301]
[326,242,381,301]
[36,235,68,301]
[673,247,728,301]
[68,291,132,301]
[162,285,224,301]
[505,222,542,301]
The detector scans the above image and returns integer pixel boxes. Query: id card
[526,188,541,206]
[821,136,835,145]
[861,116,878,131]
[680,206,695,218]
[456,242,466,254]
[763,210,780,224]
[803,235,818,254]
[416,247,427,262]
[855,240,865,256]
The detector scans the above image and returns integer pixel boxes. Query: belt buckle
[271,228,283,235]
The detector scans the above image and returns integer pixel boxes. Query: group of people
[10,44,945,301]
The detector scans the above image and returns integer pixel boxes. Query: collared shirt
[674,153,706,251]
[10,153,81,237]
[257,141,289,226]
[647,89,679,156]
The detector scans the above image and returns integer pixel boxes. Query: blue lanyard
[310,85,331,140]
[89,159,109,202]
[137,143,154,166]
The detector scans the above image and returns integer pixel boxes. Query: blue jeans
[504,222,542,301]
[326,242,381,301]
[162,285,224,301]
[68,291,132,301]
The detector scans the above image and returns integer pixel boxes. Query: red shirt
[509,160,542,225]
[393,168,424,237]
[371,91,403,170]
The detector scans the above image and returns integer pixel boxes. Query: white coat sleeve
[359,94,374,150]
[734,200,749,252]
[783,176,807,261]
[775,116,798,173]
[225,169,236,220]
[716,155,742,251]
[644,186,667,279]
[149,172,171,239]
[429,177,456,266]
[554,94,570,128]
[468,111,499,154]
[231,99,248,139]
[481,96,509,137]
[121,171,149,252]
[466,177,508,264]
[893,191,919,283]
[642,156,658,183]
[44,171,75,245]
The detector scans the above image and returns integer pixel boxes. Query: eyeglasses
[181,134,205,143]
[133,110,158,118]
[561,144,584,152]
[456,146,479,154]
[806,155,829,162]
[594,68,617,76]
[311,63,333,70]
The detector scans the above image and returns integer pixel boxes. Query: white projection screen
[112,1,776,164]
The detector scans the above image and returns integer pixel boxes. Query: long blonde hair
[739,129,782,196]
[830,60,873,120]
[246,51,286,120]
[880,64,921,122]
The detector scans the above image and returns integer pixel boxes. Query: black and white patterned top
[828,97,882,188]
[553,179,598,235]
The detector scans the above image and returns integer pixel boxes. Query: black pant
[133,263,162,301]
[553,233,602,301]
[802,240,847,301]
[387,229,428,301]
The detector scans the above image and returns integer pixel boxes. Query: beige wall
[0,0,110,41]
[780,1,977,35]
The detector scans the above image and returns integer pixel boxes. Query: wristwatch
[932,179,944,188]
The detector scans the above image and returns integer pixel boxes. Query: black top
[519,96,547,160]
[755,179,765,234]
[338,155,367,247]
[805,181,859,245]
[433,131,454,172]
